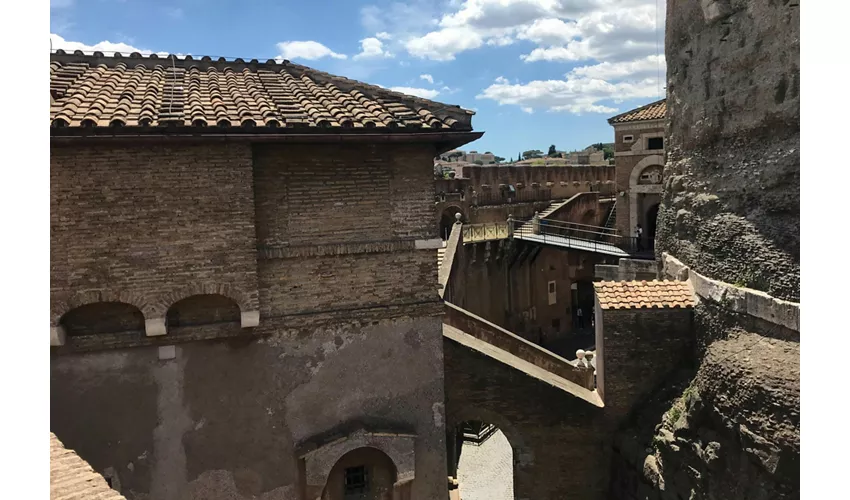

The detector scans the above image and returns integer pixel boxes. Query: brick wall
[254,143,436,248]
[462,165,615,198]
[444,336,609,500]
[50,143,260,323]
[595,306,694,421]
[612,122,665,237]
[448,241,605,343]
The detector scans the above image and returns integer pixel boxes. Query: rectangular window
[344,466,369,495]
[548,281,557,306]
[622,134,634,142]
[647,137,664,150]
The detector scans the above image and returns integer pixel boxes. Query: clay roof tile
[593,279,694,310]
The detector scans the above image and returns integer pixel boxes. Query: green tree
[522,149,544,160]
[473,160,484,165]
[602,146,614,160]
[548,144,557,156]
[494,156,505,163]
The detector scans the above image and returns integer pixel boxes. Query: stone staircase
[438,246,447,269]
[517,199,567,232]
[603,200,617,230]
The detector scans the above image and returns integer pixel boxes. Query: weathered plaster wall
[658,0,800,301]
[51,315,447,500]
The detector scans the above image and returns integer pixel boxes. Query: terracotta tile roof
[51,432,125,499]
[608,99,666,124]
[593,280,694,310]
[49,51,474,133]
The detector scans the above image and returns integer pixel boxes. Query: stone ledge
[258,239,420,259]
[661,253,799,332]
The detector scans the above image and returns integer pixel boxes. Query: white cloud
[164,7,183,19]
[420,74,434,84]
[401,0,664,63]
[405,27,483,61]
[375,32,392,40]
[50,33,173,56]
[276,41,347,61]
[516,18,580,45]
[476,74,661,114]
[388,86,441,99]
[568,54,665,80]
[353,37,393,60]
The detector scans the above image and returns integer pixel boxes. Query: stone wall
[608,1,801,497]
[50,142,450,499]
[658,0,800,302]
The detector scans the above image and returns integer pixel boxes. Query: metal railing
[462,222,509,243]
[508,217,655,256]
[436,191,465,203]
[472,188,553,206]
[461,421,499,446]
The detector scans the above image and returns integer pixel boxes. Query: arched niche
[60,301,145,336]
[322,447,397,500]
[299,428,416,500]
[165,294,241,329]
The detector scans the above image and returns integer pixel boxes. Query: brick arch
[448,405,529,466]
[153,282,253,318]
[629,155,665,188]
[301,429,416,499]
[51,289,154,326]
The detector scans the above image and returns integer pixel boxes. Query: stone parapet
[661,252,799,332]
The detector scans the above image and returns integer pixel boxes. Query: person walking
[635,224,644,252]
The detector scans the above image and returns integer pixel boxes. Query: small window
[548,282,556,294]
[647,137,664,150]
[622,134,634,142]
[344,466,369,495]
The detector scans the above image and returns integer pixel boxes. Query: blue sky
[50,0,667,159]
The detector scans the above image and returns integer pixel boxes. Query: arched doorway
[322,447,397,500]
[450,421,514,500]
[646,203,660,250]
[440,206,463,240]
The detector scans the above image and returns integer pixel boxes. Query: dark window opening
[344,466,369,495]
[552,318,560,329]
[548,282,556,293]
[105,477,113,488]
[647,137,664,150]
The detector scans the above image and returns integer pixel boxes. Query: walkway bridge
[438,220,612,499]
[462,217,654,259]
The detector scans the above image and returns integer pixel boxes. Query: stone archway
[628,155,664,236]
[646,203,660,249]
[440,206,464,240]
